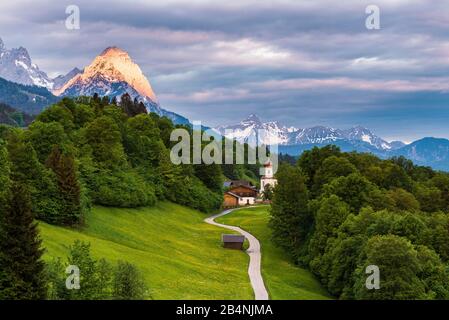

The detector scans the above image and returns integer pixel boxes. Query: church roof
[263,161,273,168]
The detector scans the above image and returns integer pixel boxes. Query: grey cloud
[0,0,448,141]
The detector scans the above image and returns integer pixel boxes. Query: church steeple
[260,161,277,194]
[262,161,273,178]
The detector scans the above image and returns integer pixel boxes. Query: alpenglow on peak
[54,46,157,102]
[100,46,130,57]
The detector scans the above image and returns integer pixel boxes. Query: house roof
[224,180,254,188]
[222,234,245,243]
[228,184,257,193]
[224,191,240,199]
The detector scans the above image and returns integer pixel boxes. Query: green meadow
[217,206,331,300]
[39,202,253,300]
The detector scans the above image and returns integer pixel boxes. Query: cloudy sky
[1,0,448,142]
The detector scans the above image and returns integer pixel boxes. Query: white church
[259,161,277,194]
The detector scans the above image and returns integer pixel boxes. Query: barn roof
[222,234,245,243]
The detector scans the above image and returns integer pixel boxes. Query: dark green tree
[298,145,341,189]
[0,183,46,300]
[66,240,102,300]
[0,142,10,202]
[262,183,274,201]
[25,120,67,163]
[113,261,147,300]
[270,164,311,258]
[312,156,357,194]
[353,235,427,300]
[45,145,83,225]
[308,195,350,275]
[7,131,63,221]
[322,173,374,213]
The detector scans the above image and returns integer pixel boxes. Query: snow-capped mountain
[292,126,342,145]
[215,114,405,151]
[52,67,83,90]
[214,114,294,145]
[54,47,157,100]
[0,38,53,89]
[53,46,189,125]
[341,126,394,150]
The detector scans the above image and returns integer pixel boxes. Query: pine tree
[46,145,82,225]
[92,92,100,103]
[137,101,147,115]
[100,96,110,107]
[0,183,46,300]
[120,93,133,116]
[7,132,63,222]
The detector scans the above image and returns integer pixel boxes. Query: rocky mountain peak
[100,46,130,58]
[0,39,53,89]
[242,113,262,125]
[55,46,157,102]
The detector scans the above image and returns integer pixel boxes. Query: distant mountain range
[391,138,449,171]
[214,114,405,150]
[215,114,449,171]
[1,37,448,171]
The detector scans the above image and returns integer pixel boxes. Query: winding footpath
[205,208,269,300]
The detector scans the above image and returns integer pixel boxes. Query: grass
[216,206,331,300]
[39,202,253,300]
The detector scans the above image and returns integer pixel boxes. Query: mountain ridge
[214,114,405,150]
[216,114,449,171]
[0,37,53,89]
[0,76,59,114]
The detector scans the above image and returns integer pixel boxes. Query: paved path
[204,208,269,300]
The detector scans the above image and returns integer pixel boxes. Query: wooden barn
[223,192,239,207]
[222,234,245,250]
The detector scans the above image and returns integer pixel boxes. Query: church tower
[260,161,277,194]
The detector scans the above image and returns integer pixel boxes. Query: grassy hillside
[39,202,253,300]
[217,206,331,300]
